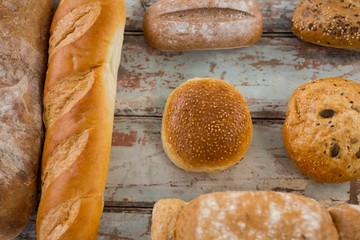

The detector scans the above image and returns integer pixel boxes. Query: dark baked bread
[292,0,360,49]
[0,1,53,239]
[162,78,252,172]
[283,77,360,183]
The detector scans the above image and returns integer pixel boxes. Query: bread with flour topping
[143,0,263,51]
[0,1,53,238]
[151,191,338,240]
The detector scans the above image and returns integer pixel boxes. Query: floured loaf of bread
[0,0,53,239]
[151,191,338,240]
[143,0,263,51]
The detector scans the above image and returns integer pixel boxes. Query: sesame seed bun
[161,78,252,172]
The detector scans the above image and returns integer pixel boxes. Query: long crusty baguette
[36,0,126,239]
[152,191,338,240]
[0,1,53,239]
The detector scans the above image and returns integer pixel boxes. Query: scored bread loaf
[152,191,338,240]
[36,0,126,239]
[143,0,263,51]
[0,1,53,239]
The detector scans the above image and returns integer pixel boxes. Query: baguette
[152,191,338,240]
[36,0,126,239]
[0,1,53,239]
[143,0,263,51]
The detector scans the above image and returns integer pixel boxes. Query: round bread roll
[151,191,338,240]
[292,0,360,49]
[328,204,360,240]
[162,78,252,172]
[283,77,360,183]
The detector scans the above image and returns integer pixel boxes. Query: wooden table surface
[18,0,360,239]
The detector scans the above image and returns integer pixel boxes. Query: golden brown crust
[162,78,253,172]
[36,0,126,239]
[292,0,360,49]
[143,0,263,51]
[151,199,186,240]
[0,0,53,239]
[283,77,360,183]
[152,191,338,240]
[328,204,360,240]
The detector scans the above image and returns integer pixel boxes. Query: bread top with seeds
[161,78,252,172]
[292,0,360,49]
[283,77,360,183]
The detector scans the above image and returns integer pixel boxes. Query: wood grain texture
[18,117,355,239]
[17,210,152,240]
[125,0,297,32]
[116,36,360,118]
[105,117,350,206]
[22,1,358,239]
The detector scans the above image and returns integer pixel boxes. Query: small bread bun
[151,191,339,240]
[283,77,360,183]
[328,204,360,240]
[292,0,360,49]
[162,78,252,172]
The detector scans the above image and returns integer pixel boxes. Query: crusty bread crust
[151,199,186,240]
[162,78,253,173]
[151,191,338,240]
[0,1,53,239]
[328,204,360,240]
[283,77,360,183]
[143,0,263,51]
[36,1,126,239]
[292,0,360,49]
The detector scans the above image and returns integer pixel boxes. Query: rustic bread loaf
[162,78,253,172]
[143,0,263,51]
[152,199,186,240]
[0,1,53,239]
[151,191,338,240]
[328,204,360,240]
[36,0,126,239]
[292,0,360,49]
[283,77,360,183]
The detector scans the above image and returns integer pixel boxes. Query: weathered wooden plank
[350,179,360,204]
[105,117,351,206]
[125,0,297,33]
[17,210,152,240]
[116,36,360,118]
